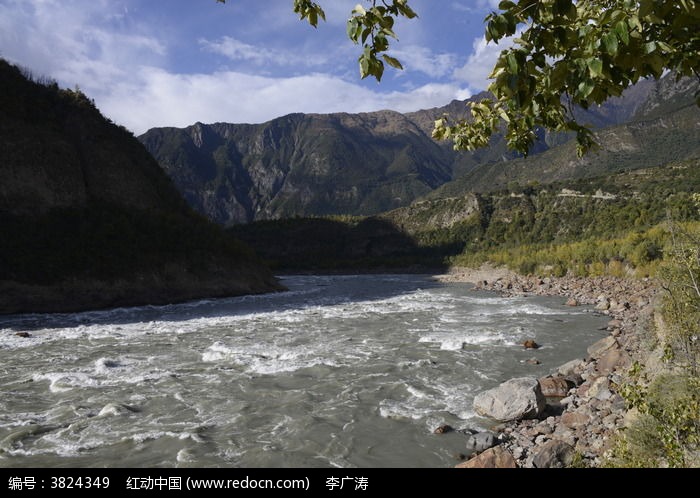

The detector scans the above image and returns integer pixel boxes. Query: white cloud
[0,0,475,135]
[451,0,501,12]
[199,36,329,69]
[0,0,165,89]
[391,45,458,78]
[98,68,472,135]
[452,33,517,90]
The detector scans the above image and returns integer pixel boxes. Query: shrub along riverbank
[441,212,699,468]
[442,263,698,468]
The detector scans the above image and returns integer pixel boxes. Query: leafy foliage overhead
[218,0,699,156]
[435,0,700,156]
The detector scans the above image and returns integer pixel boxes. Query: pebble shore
[435,267,659,468]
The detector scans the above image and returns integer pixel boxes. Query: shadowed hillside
[0,60,281,314]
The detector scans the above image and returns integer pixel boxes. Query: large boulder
[473,377,546,422]
[456,446,517,468]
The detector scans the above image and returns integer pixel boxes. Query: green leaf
[603,33,619,56]
[577,79,595,99]
[498,1,516,10]
[359,51,371,78]
[308,10,318,27]
[587,58,604,78]
[382,54,403,70]
[361,27,372,44]
[347,18,362,43]
[554,0,573,16]
[615,21,630,45]
[507,53,519,74]
[395,0,418,19]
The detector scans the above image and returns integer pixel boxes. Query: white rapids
[0,274,607,468]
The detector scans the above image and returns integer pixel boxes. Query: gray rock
[534,422,554,435]
[596,348,630,374]
[559,395,574,406]
[552,428,577,447]
[587,376,613,400]
[557,358,585,376]
[587,336,619,359]
[465,431,498,453]
[602,413,619,430]
[532,440,576,468]
[561,411,590,429]
[473,377,546,422]
[610,300,629,312]
[610,394,626,411]
[595,300,610,311]
[511,446,524,460]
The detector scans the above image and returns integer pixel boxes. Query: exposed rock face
[560,411,591,429]
[140,113,454,225]
[138,76,682,226]
[596,348,630,374]
[473,377,546,422]
[587,336,619,359]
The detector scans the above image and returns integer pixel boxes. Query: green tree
[435,0,700,156]
[218,0,699,156]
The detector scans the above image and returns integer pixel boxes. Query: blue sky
[0,0,509,135]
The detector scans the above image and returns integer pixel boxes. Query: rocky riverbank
[436,267,659,468]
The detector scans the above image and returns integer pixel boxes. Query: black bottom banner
[0,466,670,495]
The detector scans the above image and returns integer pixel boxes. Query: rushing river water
[0,274,608,468]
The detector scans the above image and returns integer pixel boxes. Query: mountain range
[2,55,698,312]
[139,74,697,227]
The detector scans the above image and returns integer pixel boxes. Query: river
[0,274,607,468]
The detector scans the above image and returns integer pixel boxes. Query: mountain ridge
[139,77,666,226]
